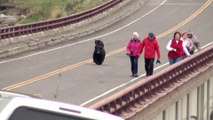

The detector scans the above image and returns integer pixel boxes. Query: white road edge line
[0,0,166,64]
[80,0,168,106]
[80,62,169,107]
[80,41,213,107]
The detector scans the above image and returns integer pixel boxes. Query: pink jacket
[126,39,142,57]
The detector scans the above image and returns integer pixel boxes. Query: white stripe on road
[80,62,169,106]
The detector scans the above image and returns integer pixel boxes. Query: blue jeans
[168,56,184,65]
[130,56,139,75]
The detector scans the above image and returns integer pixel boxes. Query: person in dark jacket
[187,31,201,54]
[126,32,142,77]
[141,33,161,77]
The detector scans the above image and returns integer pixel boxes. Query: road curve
[0,0,212,106]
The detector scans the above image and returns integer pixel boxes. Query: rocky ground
[0,0,109,27]
[0,0,27,26]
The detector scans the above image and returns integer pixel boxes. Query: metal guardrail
[0,0,123,40]
[89,44,213,119]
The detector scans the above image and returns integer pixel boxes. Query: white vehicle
[0,91,124,120]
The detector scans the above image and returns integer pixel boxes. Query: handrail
[89,44,213,119]
[0,0,123,40]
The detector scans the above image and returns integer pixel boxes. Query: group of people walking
[126,31,200,77]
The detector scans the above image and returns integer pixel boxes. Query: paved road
[0,0,212,107]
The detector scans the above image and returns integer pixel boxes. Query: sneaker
[134,74,138,77]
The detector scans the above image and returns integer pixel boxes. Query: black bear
[93,40,105,65]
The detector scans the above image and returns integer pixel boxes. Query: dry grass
[14,0,109,24]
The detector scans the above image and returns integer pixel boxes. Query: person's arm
[126,41,131,54]
[140,39,145,54]
[193,35,201,50]
[188,39,194,50]
[166,40,174,51]
[183,43,191,56]
[155,41,161,59]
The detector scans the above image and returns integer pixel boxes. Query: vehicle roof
[0,91,123,120]
[0,91,31,112]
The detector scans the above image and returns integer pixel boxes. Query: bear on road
[93,40,105,65]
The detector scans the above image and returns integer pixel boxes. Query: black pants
[130,56,139,75]
[145,58,155,76]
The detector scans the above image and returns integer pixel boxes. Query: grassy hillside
[0,0,109,24]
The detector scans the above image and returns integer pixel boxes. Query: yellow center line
[157,0,212,38]
[2,0,212,91]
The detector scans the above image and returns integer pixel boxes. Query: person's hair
[182,32,188,37]
[187,31,193,39]
[133,32,139,38]
[173,31,181,39]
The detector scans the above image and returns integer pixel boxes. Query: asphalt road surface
[0,0,212,107]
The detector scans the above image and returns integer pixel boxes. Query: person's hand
[172,48,177,52]
[156,58,161,64]
[198,48,201,51]
[126,52,130,56]
[138,53,141,56]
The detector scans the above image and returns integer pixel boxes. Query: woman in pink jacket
[126,32,142,77]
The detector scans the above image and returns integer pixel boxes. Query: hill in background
[0,0,109,26]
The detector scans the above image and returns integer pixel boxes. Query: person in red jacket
[126,32,142,77]
[141,33,161,77]
[167,31,190,65]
